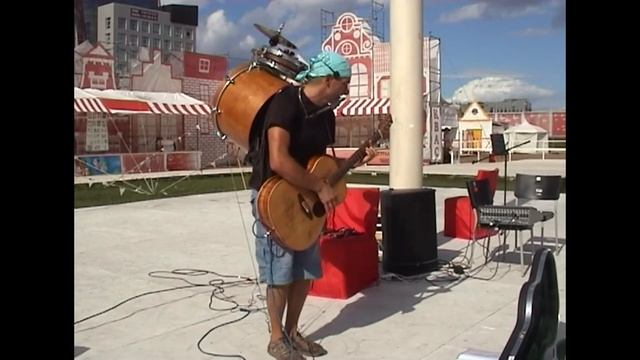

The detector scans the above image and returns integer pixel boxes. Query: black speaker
[490,133,506,155]
[381,188,438,276]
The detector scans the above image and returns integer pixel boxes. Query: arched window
[349,63,369,98]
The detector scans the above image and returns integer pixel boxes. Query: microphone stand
[472,139,531,259]
[472,140,531,205]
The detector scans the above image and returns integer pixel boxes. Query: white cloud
[451,76,553,103]
[440,0,550,23]
[513,27,551,37]
[238,35,257,52]
[197,9,245,57]
[440,3,488,23]
[445,68,525,80]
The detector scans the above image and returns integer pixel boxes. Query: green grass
[74,174,251,208]
[74,172,565,208]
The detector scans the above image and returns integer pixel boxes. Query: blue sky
[161,0,565,110]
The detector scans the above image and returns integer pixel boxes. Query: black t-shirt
[248,85,335,190]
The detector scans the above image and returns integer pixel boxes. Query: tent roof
[460,101,490,121]
[74,88,211,115]
[74,87,110,113]
[504,118,547,133]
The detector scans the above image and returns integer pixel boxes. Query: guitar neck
[327,137,376,186]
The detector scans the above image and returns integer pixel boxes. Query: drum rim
[254,58,300,78]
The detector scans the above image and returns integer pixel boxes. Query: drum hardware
[216,130,227,141]
[252,46,307,80]
[254,23,298,49]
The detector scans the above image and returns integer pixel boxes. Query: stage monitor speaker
[490,133,506,155]
[381,188,438,276]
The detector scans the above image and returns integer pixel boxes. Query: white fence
[453,139,566,163]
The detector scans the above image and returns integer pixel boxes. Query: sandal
[290,331,328,357]
[267,337,305,360]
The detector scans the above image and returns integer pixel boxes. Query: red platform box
[309,188,380,299]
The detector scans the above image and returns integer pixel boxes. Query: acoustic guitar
[256,119,391,251]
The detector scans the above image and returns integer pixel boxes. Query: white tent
[504,116,549,153]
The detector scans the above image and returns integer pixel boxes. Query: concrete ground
[74,160,565,360]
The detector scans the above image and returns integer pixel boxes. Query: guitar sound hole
[312,202,325,217]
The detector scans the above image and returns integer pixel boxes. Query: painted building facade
[74,41,232,174]
[321,12,443,163]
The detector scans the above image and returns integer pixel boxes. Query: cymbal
[254,23,298,49]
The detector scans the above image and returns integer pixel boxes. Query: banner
[430,107,442,163]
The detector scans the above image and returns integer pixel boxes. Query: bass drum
[211,63,288,150]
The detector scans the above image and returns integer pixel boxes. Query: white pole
[390,0,424,189]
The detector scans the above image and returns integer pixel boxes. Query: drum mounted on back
[210,63,288,150]
[210,37,308,150]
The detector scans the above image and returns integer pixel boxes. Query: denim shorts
[251,189,322,286]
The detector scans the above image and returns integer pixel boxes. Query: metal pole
[504,153,508,205]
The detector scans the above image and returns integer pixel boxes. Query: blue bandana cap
[294,51,351,82]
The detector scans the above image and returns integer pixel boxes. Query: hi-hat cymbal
[254,23,298,49]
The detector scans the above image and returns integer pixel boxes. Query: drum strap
[254,112,270,189]
[324,119,337,159]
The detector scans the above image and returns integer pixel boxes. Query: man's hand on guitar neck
[356,146,377,167]
[341,146,377,168]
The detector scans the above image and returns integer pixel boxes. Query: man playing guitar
[247,51,376,360]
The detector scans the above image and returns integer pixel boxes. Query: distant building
[74,39,231,167]
[492,111,565,139]
[459,99,532,114]
[79,1,159,45]
[96,2,198,75]
[456,101,565,139]
[74,41,117,90]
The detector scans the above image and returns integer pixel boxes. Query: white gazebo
[504,116,549,153]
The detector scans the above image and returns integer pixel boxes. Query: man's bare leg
[284,279,328,357]
[284,279,310,334]
[267,285,289,342]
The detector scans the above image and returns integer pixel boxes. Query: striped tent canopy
[335,97,391,116]
[74,87,110,113]
[74,88,212,115]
